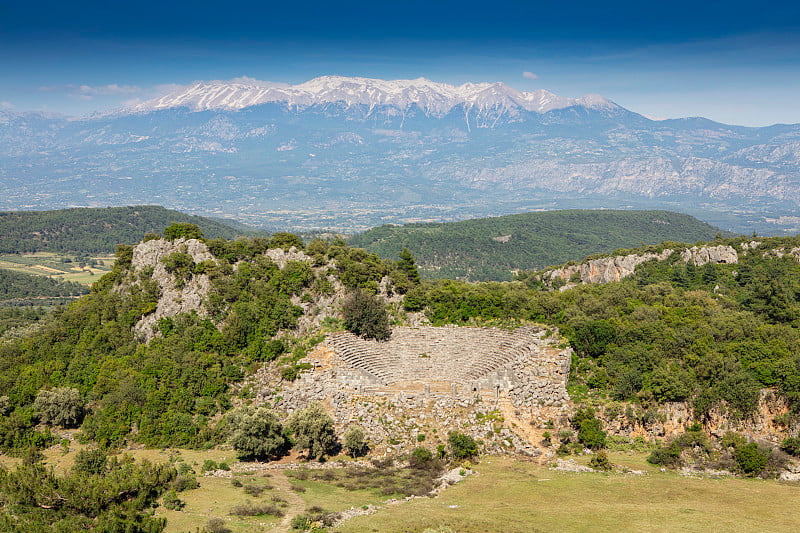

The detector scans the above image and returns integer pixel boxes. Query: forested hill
[0,268,88,300]
[349,209,727,281]
[0,206,263,254]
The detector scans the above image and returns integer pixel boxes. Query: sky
[1,0,799,126]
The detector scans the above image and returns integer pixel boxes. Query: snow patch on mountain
[128,76,617,116]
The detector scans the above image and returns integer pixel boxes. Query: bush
[734,442,769,476]
[287,402,337,461]
[409,447,434,468]
[0,396,9,416]
[230,502,284,517]
[780,436,800,456]
[205,518,232,533]
[33,387,84,428]
[589,450,613,471]
[72,448,108,475]
[341,289,391,341]
[572,408,606,450]
[162,489,184,510]
[647,445,681,467]
[227,405,287,460]
[448,432,478,460]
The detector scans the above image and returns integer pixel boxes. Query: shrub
[227,405,287,460]
[287,402,337,461]
[780,436,800,456]
[448,432,478,460]
[33,387,84,428]
[202,459,219,472]
[647,445,681,467]
[230,502,284,517]
[409,447,434,468]
[341,289,391,341]
[162,489,184,510]
[205,518,232,533]
[734,442,769,476]
[343,425,367,458]
[589,450,613,471]
[572,407,606,450]
[0,396,9,416]
[72,448,108,475]
[243,484,267,496]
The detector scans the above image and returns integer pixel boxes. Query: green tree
[269,232,304,250]
[227,406,287,460]
[341,289,391,341]
[398,248,421,285]
[163,222,204,241]
[33,387,84,428]
[343,425,367,458]
[287,402,337,461]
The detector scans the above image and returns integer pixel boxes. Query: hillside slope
[349,209,726,281]
[0,205,263,254]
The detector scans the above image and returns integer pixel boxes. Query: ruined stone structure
[259,325,573,457]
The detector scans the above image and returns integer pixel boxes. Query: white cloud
[38,84,143,100]
[77,84,143,97]
[522,71,538,80]
[0,101,14,110]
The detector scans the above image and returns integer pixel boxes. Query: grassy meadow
[8,441,800,533]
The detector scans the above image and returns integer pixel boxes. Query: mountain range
[2,76,799,234]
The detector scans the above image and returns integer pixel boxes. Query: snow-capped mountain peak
[128,76,619,117]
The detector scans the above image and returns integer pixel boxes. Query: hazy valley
[3,76,800,234]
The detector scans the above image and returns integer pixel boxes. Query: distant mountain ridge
[349,209,726,281]
[127,76,616,117]
[2,75,800,234]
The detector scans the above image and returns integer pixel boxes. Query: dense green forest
[0,206,263,254]
[0,268,88,300]
[0,228,419,456]
[349,209,727,281]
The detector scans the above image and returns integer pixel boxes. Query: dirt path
[270,469,306,532]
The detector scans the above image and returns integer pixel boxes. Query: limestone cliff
[541,241,792,287]
[129,237,216,341]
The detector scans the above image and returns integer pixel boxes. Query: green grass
[338,455,800,532]
[8,446,800,532]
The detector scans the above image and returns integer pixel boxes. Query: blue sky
[1,0,799,126]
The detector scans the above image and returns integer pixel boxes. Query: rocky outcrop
[544,244,748,286]
[265,246,313,268]
[546,250,673,285]
[680,245,738,266]
[130,238,216,341]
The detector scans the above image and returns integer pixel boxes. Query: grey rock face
[130,238,216,341]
